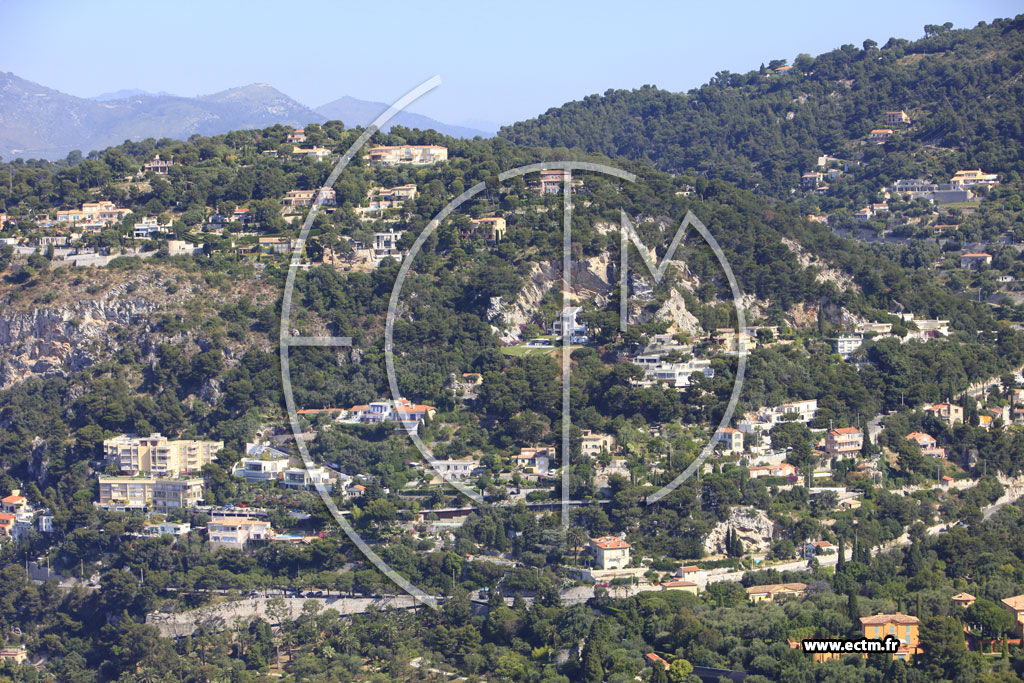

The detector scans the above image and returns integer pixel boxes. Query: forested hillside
[500,16,1024,197]
[2,22,1024,680]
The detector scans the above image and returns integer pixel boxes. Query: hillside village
[1,14,1024,683]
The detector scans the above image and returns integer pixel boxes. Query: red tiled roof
[591,535,630,550]
[830,427,861,435]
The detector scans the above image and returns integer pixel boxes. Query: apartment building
[833,335,864,359]
[208,517,273,550]
[825,427,863,456]
[590,536,631,569]
[97,475,206,511]
[365,145,447,165]
[103,433,223,476]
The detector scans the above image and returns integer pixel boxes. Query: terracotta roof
[859,613,919,626]
[962,253,992,258]
[644,653,670,669]
[1002,595,1024,612]
[1,495,25,504]
[661,580,698,588]
[951,592,976,602]
[680,565,700,573]
[906,432,934,443]
[591,535,630,550]
[830,427,861,435]
[0,514,16,524]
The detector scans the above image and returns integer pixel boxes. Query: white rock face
[703,506,776,556]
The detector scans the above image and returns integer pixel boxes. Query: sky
[0,0,1019,132]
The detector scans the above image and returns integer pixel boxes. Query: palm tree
[567,526,589,566]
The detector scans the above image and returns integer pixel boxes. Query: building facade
[103,433,223,476]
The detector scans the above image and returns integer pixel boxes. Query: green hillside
[500,16,1024,197]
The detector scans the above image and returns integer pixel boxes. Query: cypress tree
[837,536,846,573]
[847,590,860,622]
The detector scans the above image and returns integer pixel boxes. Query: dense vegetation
[1,14,1024,683]
[500,17,1024,199]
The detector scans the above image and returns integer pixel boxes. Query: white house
[280,466,333,490]
[553,307,588,343]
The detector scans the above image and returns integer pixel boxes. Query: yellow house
[581,431,616,457]
[951,592,976,608]
[859,613,919,661]
[590,536,631,569]
[746,582,808,603]
[1002,595,1024,638]
[469,216,506,242]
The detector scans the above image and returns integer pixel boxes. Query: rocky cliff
[0,291,164,387]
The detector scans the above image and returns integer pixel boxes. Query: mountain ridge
[0,73,488,161]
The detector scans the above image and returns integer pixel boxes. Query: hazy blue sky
[1,0,1018,130]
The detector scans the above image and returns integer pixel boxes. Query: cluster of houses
[831,314,951,360]
[0,490,54,542]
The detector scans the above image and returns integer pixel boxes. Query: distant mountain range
[0,72,490,160]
